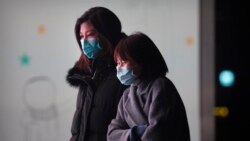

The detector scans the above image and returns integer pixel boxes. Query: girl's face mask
[80,38,102,59]
[116,67,138,85]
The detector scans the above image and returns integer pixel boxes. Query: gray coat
[107,77,190,141]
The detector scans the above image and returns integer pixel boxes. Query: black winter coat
[66,58,127,141]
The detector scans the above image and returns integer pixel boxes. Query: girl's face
[116,56,141,76]
[80,21,98,40]
[116,57,132,69]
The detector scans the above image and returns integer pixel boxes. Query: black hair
[114,32,168,80]
[74,6,126,70]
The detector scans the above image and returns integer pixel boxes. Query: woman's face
[80,21,98,40]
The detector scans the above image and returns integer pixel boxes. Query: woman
[107,32,190,141]
[66,7,127,141]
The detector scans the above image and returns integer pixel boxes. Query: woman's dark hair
[114,32,168,79]
[74,7,126,70]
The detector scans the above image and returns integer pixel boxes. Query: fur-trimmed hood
[66,66,90,87]
[66,58,116,88]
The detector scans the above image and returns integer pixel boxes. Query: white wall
[0,0,200,141]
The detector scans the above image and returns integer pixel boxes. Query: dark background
[215,0,249,140]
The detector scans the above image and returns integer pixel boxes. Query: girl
[107,32,190,141]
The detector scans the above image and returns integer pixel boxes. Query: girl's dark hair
[74,7,126,70]
[114,32,168,79]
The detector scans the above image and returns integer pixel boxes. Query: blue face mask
[80,38,102,59]
[116,67,137,85]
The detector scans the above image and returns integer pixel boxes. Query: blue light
[219,70,235,87]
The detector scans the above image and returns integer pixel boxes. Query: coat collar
[66,57,115,87]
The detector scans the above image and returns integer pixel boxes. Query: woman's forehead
[80,21,96,33]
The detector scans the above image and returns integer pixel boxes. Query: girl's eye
[117,61,123,66]
[120,61,128,66]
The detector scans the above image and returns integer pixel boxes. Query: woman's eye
[87,31,97,37]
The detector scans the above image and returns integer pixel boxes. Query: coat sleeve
[141,78,171,141]
[107,92,131,141]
